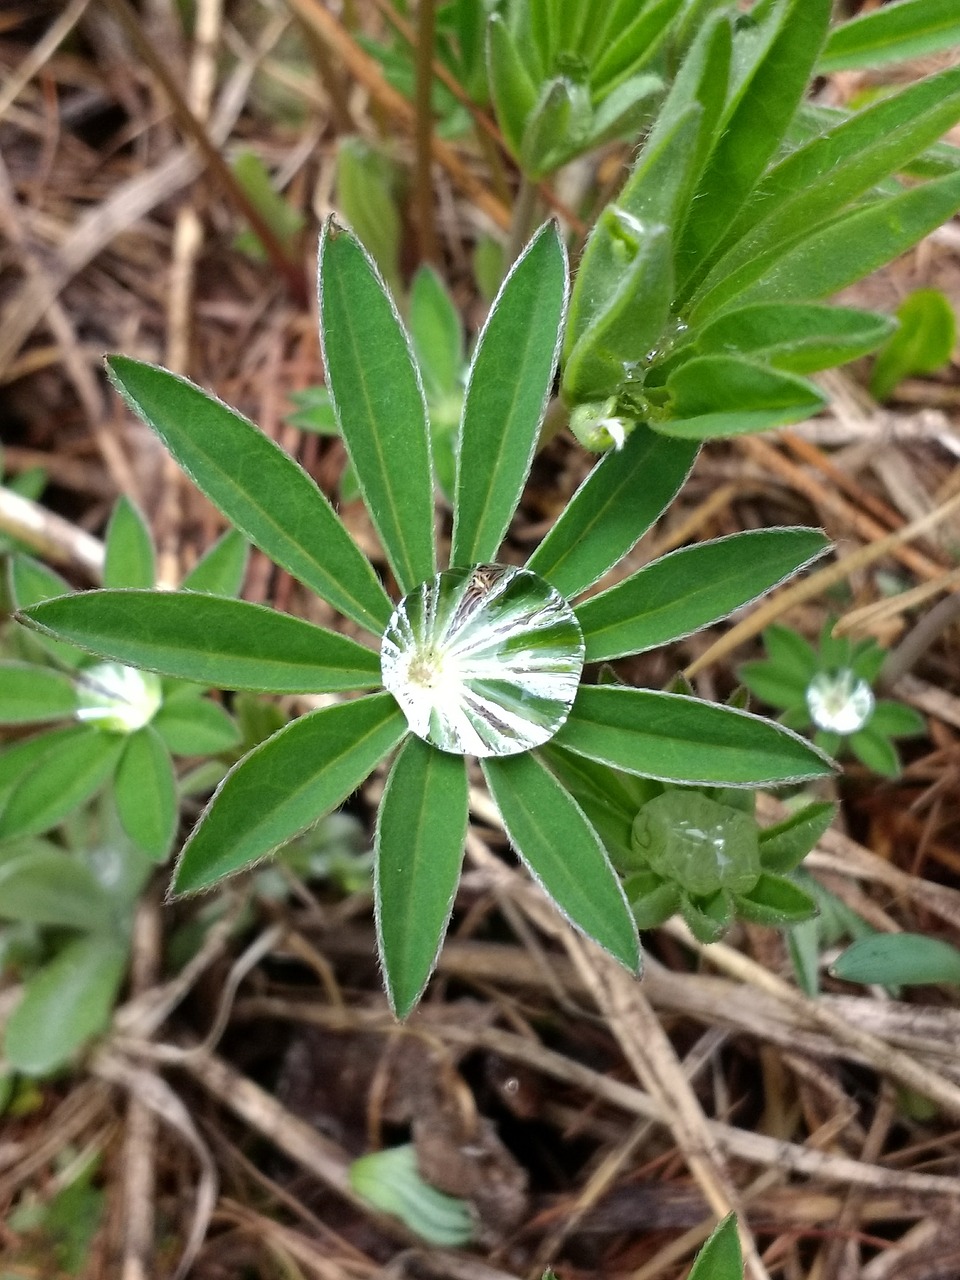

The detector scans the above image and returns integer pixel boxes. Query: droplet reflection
[806,669,874,735]
[381,564,584,757]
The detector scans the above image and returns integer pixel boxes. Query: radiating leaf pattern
[380,564,584,757]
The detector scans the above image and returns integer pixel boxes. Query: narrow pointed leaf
[694,170,960,320]
[486,14,539,158]
[556,686,834,786]
[679,0,831,272]
[526,425,698,600]
[104,496,155,589]
[696,304,896,374]
[409,265,464,399]
[688,1214,741,1280]
[592,0,684,93]
[0,726,77,801]
[832,932,960,987]
[819,0,960,74]
[318,220,435,594]
[577,528,829,660]
[153,695,240,755]
[106,356,391,634]
[0,849,113,930]
[171,693,406,894]
[452,222,567,567]
[0,726,124,840]
[483,751,639,970]
[114,726,178,860]
[0,661,77,723]
[5,933,128,1075]
[21,591,381,693]
[692,67,960,313]
[181,528,249,596]
[376,736,468,1017]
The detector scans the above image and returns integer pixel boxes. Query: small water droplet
[805,669,874,734]
[75,662,162,734]
[381,564,584,757]
[632,792,759,896]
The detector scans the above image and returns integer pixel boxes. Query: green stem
[506,172,540,269]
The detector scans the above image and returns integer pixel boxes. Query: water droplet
[632,791,760,896]
[75,662,162,734]
[381,564,584,757]
[805,669,874,734]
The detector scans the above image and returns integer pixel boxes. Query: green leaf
[759,800,836,874]
[660,357,826,439]
[736,871,818,926]
[153,694,240,755]
[696,169,960,319]
[318,220,435,594]
[334,138,402,297]
[681,888,732,942]
[848,726,901,777]
[0,726,77,802]
[688,1213,742,1280]
[870,289,956,400]
[114,727,177,861]
[831,932,960,987]
[180,528,249,597]
[106,356,391,635]
[679,0,831,272]
[21,591,382,693]
[0,661,77,724]
[375,736,468,1017]
[696,303,896,374]
[617,101,707,242]
[691,67,960,316]
[0,849,113,930]
[8,555,71,609]
[627,874,682,930]
[736,661,807,710]
[541,742,658,868]
[4,932,128,1075]
[451,221,567,567]
[526,426,698,600]
[556,686,834,786]
[349,1145,474,1246]
[483,751,640,970]
[486,14,539,159]
[231,149,305,261]
[103,496,155,589]
[0,726,124,840]
[522,77,590,179]
[577,528,829,661]
[409,265,464,400]
[819,0,960,74]
[592,0,684,94]
[563,221,673,401]
[171,693,406,894]
[761,623,819,680]
[869,699,926,739]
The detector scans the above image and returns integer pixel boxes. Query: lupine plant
[18,220,833,1016]
[0,500,246,859]
[739,621,926,777]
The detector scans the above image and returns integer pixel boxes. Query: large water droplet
[805,669,874,735]
[381,564,584,757]
[632,791,760,896]
[75,662,162,734]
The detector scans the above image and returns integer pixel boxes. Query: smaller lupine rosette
[381,564,584,757]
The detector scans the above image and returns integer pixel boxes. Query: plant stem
[506,172,539,269]
[413,0,439,264]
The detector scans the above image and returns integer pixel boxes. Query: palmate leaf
[21,591,382,693]
[106,357,391,634]
[376,736,468,1017]
[451,221,567,567]
[526,425,698,600]
[318,220,436,594]
[171,693,406,894]
[577,528,829,660]
[556,686,833,786]
[484,750,640,969]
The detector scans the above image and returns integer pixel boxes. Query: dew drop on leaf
[75,662,162,734]
[805,669,874,734]
[632,791,760,896]
[380,564,584,757]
